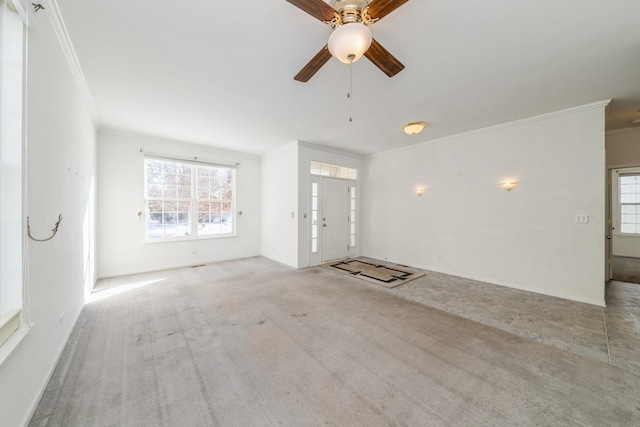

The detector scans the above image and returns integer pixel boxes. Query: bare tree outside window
[144,158,234,240]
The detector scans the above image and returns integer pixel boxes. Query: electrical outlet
[575,214,589,224]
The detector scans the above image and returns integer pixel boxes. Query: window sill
[144,233,237,244]
[0,323,33,368]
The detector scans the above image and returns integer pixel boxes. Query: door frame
[308,176,358,266]
[609,166,640,280]
[606,168,613,280]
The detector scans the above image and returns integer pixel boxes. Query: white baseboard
[20,306,84,427]
[367,255,606,307]
[97,254,261,279]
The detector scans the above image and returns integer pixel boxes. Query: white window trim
[349,184,357,250]
[310,161,358,180]
[0,0,32,365]
[310,179,320,255]
[0,309,19,347]
[143,155,237,243]
[0,310,32,367]
[614,168,640,237]
[0,324,32,367]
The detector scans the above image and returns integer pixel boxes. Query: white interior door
[321,178,350,262]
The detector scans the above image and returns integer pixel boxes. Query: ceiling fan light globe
[328,23,373,64]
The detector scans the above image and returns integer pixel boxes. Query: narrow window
[350,186,356,248]
[311,182,319,253]
[196,165,234,236]
[620,174,640,234]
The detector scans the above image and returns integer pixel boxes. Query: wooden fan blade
[286,0,336,22]
[364,38,405,77]
[294,45,332,82]
[367,0,409,21]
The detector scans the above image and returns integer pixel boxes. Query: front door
[321,177,350,261]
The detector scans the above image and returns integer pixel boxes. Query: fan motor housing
[330,0,370,24]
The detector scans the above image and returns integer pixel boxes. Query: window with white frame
[144,157,235,240]
[619,173,640,234]
[311,182,319,253]
[310,161,357,180]
[349,185,356,248]
[0,0,26,351]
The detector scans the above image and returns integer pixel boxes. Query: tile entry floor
[363,260,640,375]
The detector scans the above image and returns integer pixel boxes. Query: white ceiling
[54,0,640,156]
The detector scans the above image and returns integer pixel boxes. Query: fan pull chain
[347,54,354,123]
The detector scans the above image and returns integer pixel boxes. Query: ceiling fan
[286,0,408,82]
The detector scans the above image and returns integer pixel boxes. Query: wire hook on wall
[27,214,63,242]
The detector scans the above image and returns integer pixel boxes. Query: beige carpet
[323,259,424,288]
[29,257,640,426]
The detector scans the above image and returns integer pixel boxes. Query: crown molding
[367,99,612,159]
[41,0,97,124]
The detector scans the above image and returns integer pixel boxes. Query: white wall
[260,141,299,268]
[362,102,607,306]
[259,141,362,269]
[297,142,362,268]
[0,11,97,427]
[97,130,261,277]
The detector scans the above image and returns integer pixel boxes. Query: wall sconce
[501,181,518,191]
[415,187,426,196]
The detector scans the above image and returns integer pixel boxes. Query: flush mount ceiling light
[501,181,518,191]
[403,121,427,136]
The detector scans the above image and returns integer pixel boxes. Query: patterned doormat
[323,259,424,288]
